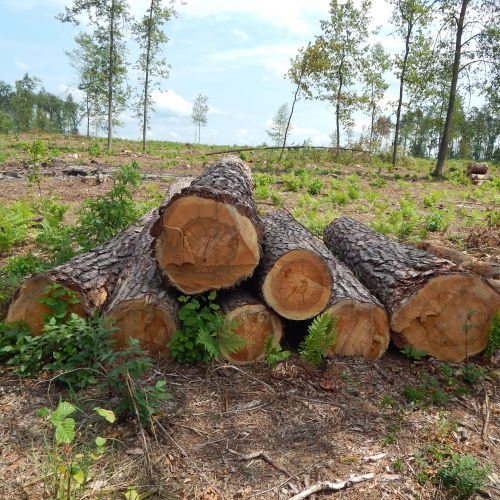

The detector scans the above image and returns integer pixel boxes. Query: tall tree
[291,0,371,147]
[390,0,433,166]
[58,0,130,150]
[191,93,208,144]
[362,43,391,152]
[433,0,499,176]
[134,0,176,151]
[10,74,39,133]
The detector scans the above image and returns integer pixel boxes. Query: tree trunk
[392,24,412,167]
[252,211,333,320]
[369,84,375,153]
[323,217,500,362]
[217,289,283,364]
[434,0,469,177]
[105,209,179,360]
[86,92,90,138]
[142,0,154,152]
[151,156,262,294]
[107,0,115,151]
[280,80,300,162]
[323,257,390,360]
[7,212,152,335]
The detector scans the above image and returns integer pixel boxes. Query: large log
[217,289,283,364]
[323,217,500,362]
[324,257,390,360]
[151,156,262,294]
[7,213,151,335]
[105,209,179,360]
[253,211,333,320]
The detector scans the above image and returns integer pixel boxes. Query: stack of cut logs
[7,157,500,363]
[467,162,492,185]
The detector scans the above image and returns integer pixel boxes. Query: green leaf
[95,436,107,448]
[72,468,85,485]
[154,380,167,390]
[55,417,76,444]
[124,488,140,500]
[94,407,116,423]
[37,407,50,418]
[50,401,76,425]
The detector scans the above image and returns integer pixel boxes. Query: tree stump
[324,216,500,362]
[217,290,283,364]
[253,211,332,320]
[7,213,152,334]
[467,162,488,175]
[324,257,390,360]
[151,157,262,294]
[105,209,179,359]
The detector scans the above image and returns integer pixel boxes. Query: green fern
[263,336,291,367]
[299,312,337,367]
[485,312,500,356]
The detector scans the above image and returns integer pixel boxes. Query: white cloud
[230,28,250,42]
[14,58,29,71]
[153,89,192,116]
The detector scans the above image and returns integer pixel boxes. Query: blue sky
[0,0,398,146]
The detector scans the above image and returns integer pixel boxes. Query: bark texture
[253,211,332,320]
[467,163,488,175]
[105,209,179,359]
[7,212,151,335]
[324,216,500,361]
[152,156,262,294]
[216,289,283,364]
[324,256,390,360]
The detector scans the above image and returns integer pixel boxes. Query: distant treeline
[0,74,79,135]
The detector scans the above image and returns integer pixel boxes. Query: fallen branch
[205,145,367,156]
[229,449,291,476]
[480,380,490,441]
[289,473,375,500]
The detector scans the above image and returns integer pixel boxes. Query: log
[323,216,500,362]
[469,173,492,185]
[253,211,333,320]
[217,289,283,364]
[151,156,262,294]
[7,213,151,335]
[105,209,179,360]
[467,162,488,175]
[323,257,390,360]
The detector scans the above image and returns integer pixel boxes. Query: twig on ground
[288,473,375,500]
[229,449,291,476]
[480,380,490,441]
[210,364,275,392]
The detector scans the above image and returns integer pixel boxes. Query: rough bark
[151,156,262,294]
[324,256,390,360]
[467,162,488,175]
[252,211,332,320]
[105,209,179,359]
[216,289,283,364]
[7,212,152,335]
[324,216,500,362]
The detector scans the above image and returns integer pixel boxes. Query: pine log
[105,209,179,360]
[151,156,262,294]
[217,289,283,364]
[253,211,333,320]
[7,213,151,335]
[324,257,390,360]
[469,173,492,185]
[323,217,500,362]
[467,162,488,175]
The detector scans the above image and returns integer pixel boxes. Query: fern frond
[217,321,247,358]
[299,312,337,367]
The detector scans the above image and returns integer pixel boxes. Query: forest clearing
[0,134,499,499]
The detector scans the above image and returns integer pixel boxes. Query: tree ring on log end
[156,196,260,294]
[7,275,87,335]
[391,274,500,362]
[262,249,332,320]
[326,300,390,360]
[223,304,283,364]
[107,300,177,360]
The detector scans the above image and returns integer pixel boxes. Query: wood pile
[466,162,492,185]
[7,157,500,363]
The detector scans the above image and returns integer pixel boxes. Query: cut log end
[326,300,390,360]
[107,300,178,360]
[6,275,87,335]
[392,274,500,362]
[262,249,332,320]
[156,196,260,294]
[223,304,283,364]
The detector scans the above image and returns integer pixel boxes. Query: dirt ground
[1,144,499,498]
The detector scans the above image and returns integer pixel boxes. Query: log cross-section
[152,156,262,294]
[253,211,333,320]
[324,216,500,362]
